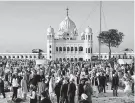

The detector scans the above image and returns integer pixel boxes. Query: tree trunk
[109,45,111,59]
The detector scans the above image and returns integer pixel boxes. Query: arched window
[71,58,73,62]
[79,58,83,61]
[88,48,90,53]
[21,55,23,58]
[79,46,83,51]
[118,55,121,59]
[91,48,92,53]
[63,47,66,51]
[34,56,36,58]
[17,56,19,58]
[88,35,90,40]
[75,47,77,51]
[30,56,32,58]
[4,56,6,59]
[91,35,92,40]
[63,58,66,61]
[105,56,107,58]
[123,55,124,59]
[59,47,62,51]
[56,47,58,51]
[26,56,28,58]
[67,47,70,51]
[13,56,15,58]
[71,47,73,51]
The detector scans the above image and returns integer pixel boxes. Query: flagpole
[99,1,102,61]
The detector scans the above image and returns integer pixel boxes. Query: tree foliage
[98,29,124,59]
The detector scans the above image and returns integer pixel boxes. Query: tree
[98,29,124,59]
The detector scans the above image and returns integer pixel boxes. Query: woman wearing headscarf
[84,81,93,103]
[49,75,56,103]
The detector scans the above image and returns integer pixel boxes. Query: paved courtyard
[0,84,134,103]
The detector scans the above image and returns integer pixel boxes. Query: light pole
[99,1,102,61]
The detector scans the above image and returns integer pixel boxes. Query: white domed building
[47,9,93,61]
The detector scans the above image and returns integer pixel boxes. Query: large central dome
[56,8,78,40]
[59,16,76,33]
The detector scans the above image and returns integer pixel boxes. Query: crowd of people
[0,58,134,103]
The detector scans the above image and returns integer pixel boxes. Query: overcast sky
[0,1,134,53]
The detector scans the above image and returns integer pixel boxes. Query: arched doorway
[79,46,83,51]
[71,58,73,62]
[67,47,70,51]
[59,47,62,52]
[79,58,83,61]
[63,47,66,51]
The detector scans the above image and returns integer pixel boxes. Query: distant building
[0,9,134,61]
[47,8,93,61]
[0,53,134,61]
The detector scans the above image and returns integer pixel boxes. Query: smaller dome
[47,26,54,34]
[85,26,92,33]
[81,31,85,36]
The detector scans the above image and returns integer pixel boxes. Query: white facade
[0,53,134,60]
[47,10,93,61]
[0,53,47,60]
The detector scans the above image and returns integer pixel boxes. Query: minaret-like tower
[84,26,93,61]
[47,26,55,60]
